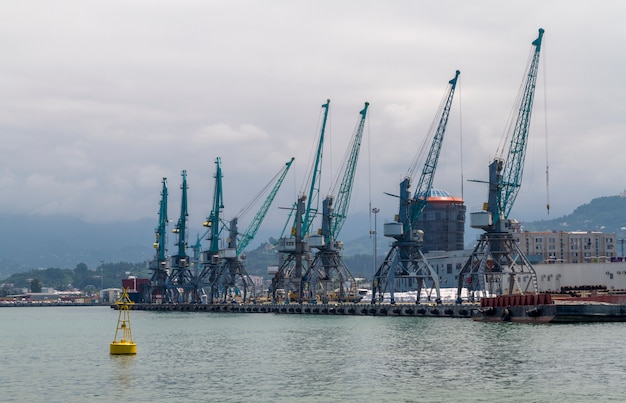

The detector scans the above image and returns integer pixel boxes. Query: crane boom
[328,102,369,240]
[237,157,295,255]
[204,157,224,253]
[500,28,544,218]
[154,177,168,261]
[173,170,189,258]
[302,100,330,237]
[410,70,460,224]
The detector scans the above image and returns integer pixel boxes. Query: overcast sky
[1,1,625,236]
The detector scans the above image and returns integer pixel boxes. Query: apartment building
[514,230,617,263]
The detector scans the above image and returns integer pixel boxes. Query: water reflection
[109,354,136,388]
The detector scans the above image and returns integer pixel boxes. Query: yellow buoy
[110,288,137,355]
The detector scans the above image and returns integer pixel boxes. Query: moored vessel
[472,293,626,323]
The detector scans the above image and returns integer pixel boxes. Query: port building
[415,188,466,253]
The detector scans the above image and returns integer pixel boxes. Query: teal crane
[216,158,294,303]
[167,170,195,302]
[206,157,224,256]
[198,157,225,303]
[457,29,545,302]
[372,70,460,305]
[305,102,369,303]
[173,170,189,259]
[146,177,169,303]
[270,101,330,303]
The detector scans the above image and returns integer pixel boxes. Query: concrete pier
[119,302,478,318]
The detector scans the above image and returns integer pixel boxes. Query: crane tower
[166,170,198,303]
[215,158,294,303]
[456,29,545,302]
[146,177,169,303]
[269,101,330,303]
[198,158,225,304]
[304,102,369,304]
[372,71,460,305]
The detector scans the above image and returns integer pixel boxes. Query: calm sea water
[1,306,625,402]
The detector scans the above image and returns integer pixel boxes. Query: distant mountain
[2,195,625,280]
[520,195,626,237]
[0,214,156,277]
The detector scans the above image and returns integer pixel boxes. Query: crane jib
[499,28,544,220]
[409,69,460,226]
[329,102,370,240]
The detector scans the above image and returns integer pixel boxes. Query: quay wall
[121,302,478,318]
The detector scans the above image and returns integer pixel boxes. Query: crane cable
[458,76,464,201]
[543,43,551,215]
[330,108,363,196]
[406,81,452,182]
[368,105,373,238]
[235,163,289,219]
[301,106,327,197]
[496,47,536,159]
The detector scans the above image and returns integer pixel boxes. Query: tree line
[0,262,148,296]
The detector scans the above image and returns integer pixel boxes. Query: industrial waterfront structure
[130,28,626,312]
[143,156,293,305]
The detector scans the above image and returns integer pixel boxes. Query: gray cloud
[1,0,625,237]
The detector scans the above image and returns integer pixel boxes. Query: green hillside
[521,195,626,237]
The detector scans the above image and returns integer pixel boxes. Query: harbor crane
[456,29,545,302]
[215,158,294,303]
[189,228,210,301]
[146,177,169,303]
[372,70,460,305]
[198,157,225,304]
[269,101,330,303]
[166,170,199,303]
[304,102,369,303]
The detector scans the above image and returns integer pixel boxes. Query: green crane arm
[302,100,330,237]
[154,177,168,262]
[329,102,369,240]
[237,157,295,255]
[410,70,460,224]
[500,28,544,218]
[204,157,224,254]
[173,170,189,258]
[192,228,211,262]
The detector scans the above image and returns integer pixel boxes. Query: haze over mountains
[2,195,626,278]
